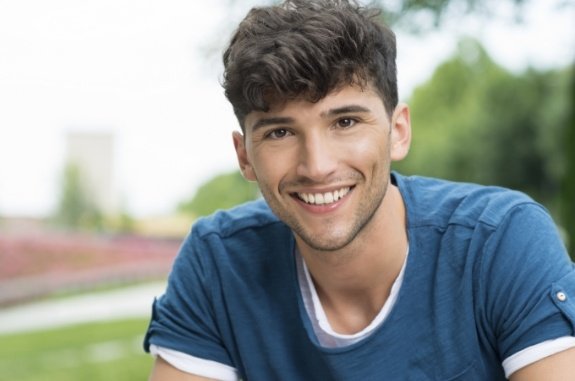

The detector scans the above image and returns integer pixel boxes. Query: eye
[336,118,357,129]
[265,128,292,140]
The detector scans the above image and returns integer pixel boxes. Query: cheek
[343,133,390,161]
[341,135,391,182]
[251,150,289,185]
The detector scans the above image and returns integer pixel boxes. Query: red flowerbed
[0,231,181,305]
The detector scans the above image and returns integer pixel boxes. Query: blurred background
[0,0,573,379]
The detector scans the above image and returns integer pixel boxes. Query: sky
[0,0,573,218]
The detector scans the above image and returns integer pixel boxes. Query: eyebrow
[321,104,371,117]
[250,116,295,132]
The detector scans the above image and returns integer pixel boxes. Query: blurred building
[66,131,117,215]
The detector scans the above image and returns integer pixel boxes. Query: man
[144,0,575,379]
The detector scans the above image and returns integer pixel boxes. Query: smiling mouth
[294,187,352,205]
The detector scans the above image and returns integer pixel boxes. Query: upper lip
[290,184,354,194]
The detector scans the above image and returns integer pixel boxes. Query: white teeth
[324,192,334,203]
[297,187,351,205]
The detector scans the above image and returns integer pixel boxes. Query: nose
[296,131,338,181]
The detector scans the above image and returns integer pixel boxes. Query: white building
[66,131,117,215]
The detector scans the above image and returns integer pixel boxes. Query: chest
[223,260,501,381]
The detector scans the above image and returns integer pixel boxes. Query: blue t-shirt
[144,173,575,380]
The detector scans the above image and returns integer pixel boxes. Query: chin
[298,231,356,252]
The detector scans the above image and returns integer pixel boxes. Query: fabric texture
[144,173,575,380]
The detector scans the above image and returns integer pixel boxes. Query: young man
[145,0,575,379]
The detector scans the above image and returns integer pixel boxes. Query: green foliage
[179,170,260,217]
[395,39,571,216]
[0,319,153,381]
[561,71,575,256]
[53,163,103,231]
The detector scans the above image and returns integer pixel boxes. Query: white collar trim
[296,246,409,347]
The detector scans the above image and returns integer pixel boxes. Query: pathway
[0,281,166,334]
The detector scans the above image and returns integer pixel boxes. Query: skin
[150,84,575,379]
[509,347,575,380]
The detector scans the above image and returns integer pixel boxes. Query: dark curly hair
[223,0,398,130]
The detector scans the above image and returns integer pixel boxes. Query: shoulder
[191,198,286,239]
[179,199,293,266]
[394,172,568,275]
[393,174,574,368]
[393,172,540,231]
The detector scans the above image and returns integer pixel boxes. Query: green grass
[0,318,154,381]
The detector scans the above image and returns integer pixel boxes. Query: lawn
[0,318,154,381]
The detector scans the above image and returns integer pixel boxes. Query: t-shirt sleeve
[143,227,234,367]
[479,202,575,361]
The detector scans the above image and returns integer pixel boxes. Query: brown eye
[267,128,291,139]
[337,118,356,128]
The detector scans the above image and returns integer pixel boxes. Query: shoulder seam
[195,218,286,240]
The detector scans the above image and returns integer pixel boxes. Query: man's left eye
[337,118,356,128]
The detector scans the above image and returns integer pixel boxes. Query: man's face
[233,84,410,252]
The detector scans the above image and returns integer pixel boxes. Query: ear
[232,131,257,181]
[389,103,412,161]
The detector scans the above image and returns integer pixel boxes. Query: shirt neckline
[295,245,409,348]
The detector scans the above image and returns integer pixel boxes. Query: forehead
[244,84,384,131]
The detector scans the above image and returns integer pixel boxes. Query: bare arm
[149,356,218,381]
[509,347,575,381]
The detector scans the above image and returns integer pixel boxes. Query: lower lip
[293,189,352,214]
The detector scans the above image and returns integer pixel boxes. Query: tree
[178,171,260,218]
[53,162,103,231]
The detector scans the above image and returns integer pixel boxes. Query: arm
[149,356,218,381]
[509,347,575,381]
[145,229,238,380]
[478,202,575,377]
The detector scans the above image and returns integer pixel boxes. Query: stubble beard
[294,179,389,252]
[259,172,390,253]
